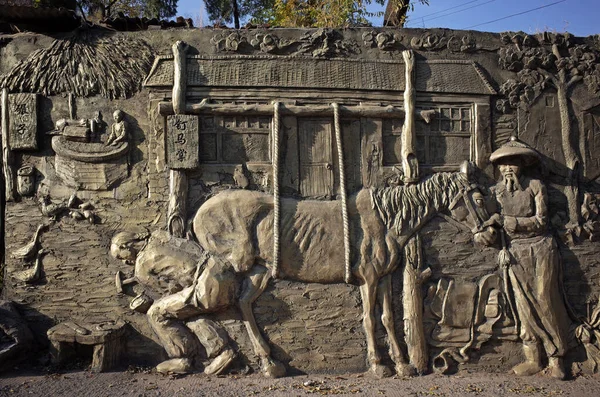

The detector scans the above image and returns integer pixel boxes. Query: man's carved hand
[474,226,498,246]
[481,213,504,229]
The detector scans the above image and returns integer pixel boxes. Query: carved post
[172,41,187,115]
[68,93,77,120]
[168,41,189,237]
[402,50,419,184]
[1,88,15,201]
[403,233,428,374]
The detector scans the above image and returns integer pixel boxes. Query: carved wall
[1,28,600,376]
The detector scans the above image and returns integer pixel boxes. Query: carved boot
[204,348,236,375]
[548,356,566,380]
[261,357,287,378]
[155,358,193,374]
[511,343,542,376]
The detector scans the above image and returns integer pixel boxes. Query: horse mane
[370,171,469,236]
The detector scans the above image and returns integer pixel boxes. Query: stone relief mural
[0,28,599,382]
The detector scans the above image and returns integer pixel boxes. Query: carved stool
[47,320,126,372]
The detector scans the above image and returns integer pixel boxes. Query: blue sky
[177,0,600,37]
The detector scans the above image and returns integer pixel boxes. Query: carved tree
[498,32,600,228]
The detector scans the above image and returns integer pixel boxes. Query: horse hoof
[262,358,286,378]
[395,363,416,377]
[369,364,393,379]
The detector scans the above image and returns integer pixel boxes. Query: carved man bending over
[110,230,236,375]
[475,138,571,380]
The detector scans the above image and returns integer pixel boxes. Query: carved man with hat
[476,137,571,379]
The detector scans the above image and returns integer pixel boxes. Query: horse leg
[238,265,286,378]
[360,281,393,378]
[378,274,415,377]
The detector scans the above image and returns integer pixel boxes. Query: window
[382,105,473,168]
[199,115,271,164]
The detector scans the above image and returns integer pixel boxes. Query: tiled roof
[144,55,497,95]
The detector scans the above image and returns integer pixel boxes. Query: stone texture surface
[1,27,599,375]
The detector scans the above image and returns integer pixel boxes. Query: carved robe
[492,177,570,357]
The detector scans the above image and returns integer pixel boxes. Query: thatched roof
[0,32,153,99]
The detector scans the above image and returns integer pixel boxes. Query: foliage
[77,0,177,20]
[204,0,234,24]
[141,0,178,19]
[203,0,428,28]
[33,0,78,9]
[205,0,277,28]
[270,0,384,27]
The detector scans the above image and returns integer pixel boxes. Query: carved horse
[192,161,482,378]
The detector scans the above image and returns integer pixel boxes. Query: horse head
[446,161,489,234]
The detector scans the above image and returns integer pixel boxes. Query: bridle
[448,184,488,233]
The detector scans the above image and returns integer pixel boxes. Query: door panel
[298,119,333,197]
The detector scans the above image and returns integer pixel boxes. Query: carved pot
[17,165,35,196]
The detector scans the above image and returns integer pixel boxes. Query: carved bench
[47,320,126,372]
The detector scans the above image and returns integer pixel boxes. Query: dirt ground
[1,367,600,397]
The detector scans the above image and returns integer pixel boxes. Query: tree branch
[552,43,562,60]
[538,68,558,89]
[76,0,89,24]
[384,0,410,27]
[105,0,120,19]
[567,75,583,89]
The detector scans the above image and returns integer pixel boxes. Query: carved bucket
[17,165,35,196]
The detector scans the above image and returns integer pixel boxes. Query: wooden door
[298,119,334,198]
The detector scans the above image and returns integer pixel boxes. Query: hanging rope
[271,102,281,279]
[332,103,352,283]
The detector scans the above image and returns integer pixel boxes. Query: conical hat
[489,137,541,165]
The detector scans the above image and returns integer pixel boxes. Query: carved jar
[17,165,35,196]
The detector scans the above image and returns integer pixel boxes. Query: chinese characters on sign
[166,114,199,169]
[9,93,37,150]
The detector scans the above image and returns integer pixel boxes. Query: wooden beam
[158,101,436,122]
